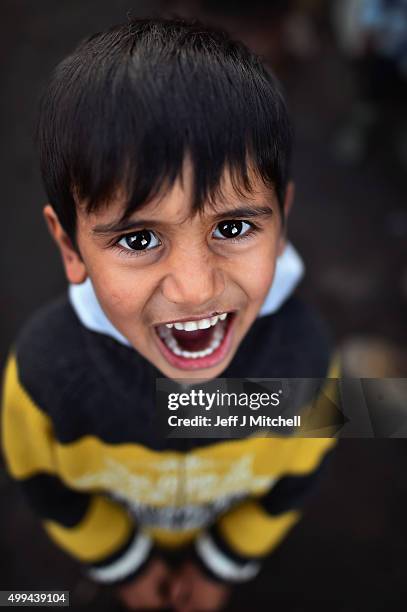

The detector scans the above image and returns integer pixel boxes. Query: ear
[43,205,87,284]
[277,181,295,257]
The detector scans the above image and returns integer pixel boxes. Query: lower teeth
[158,322,226,359]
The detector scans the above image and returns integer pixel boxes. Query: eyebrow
[91,205,274,235]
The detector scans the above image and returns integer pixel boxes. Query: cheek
[89,265,154,323]
[76,226,158,325]
[232,238,279,303]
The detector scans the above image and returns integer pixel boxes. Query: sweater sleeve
[193,356,341,584]
[1,354,153,586]
[193,436,336,583]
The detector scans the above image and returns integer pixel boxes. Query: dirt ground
[1,1,407,610]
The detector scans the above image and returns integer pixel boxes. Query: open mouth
[154,312,236,371]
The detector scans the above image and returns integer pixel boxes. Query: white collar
[69,242,304,348]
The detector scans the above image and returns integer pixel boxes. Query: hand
[170,560,231,612]
[116,558,172,610]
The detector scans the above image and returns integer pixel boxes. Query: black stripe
[207,522,256,565]
[18,473,91,527]
[88,552,155,586]
[260,450,333,515]
[15,295,331,448]
[85,531,155,586]
[192,546,229,584]
[192,526,260,585]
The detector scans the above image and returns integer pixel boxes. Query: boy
[1,18,336,611]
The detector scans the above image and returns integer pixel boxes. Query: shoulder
[9,296,87,410]
[8,296,122,440]
[272,295,331,348]
[264,295,333,376]
[15,295,85,377]
[231,296,333,378]
[7,296,157,445]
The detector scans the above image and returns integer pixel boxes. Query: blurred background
[1,0,407,609]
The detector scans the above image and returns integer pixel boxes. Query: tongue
[172,326,215,351]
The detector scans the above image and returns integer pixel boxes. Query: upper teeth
[165,312,228,331]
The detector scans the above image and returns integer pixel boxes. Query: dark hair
[37,17,292,242]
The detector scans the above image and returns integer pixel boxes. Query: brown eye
[213,220,251,239]
[118,230,160,251]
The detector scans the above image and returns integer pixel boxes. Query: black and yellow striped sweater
[1,294,336,585]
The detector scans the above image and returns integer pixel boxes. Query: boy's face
[46,164,291,380]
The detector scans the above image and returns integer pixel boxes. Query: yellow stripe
[146,527,199,548]
[327,353,341,379]
[43,495,134,563]
[55,436,335,487]
[218,500,300,557]
[295,355,342,439]
[282,438,335,473]
[1,355,56,478]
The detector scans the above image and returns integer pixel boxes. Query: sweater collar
[69,242,304,347]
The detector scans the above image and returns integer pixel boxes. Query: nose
[160,250,226,308]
